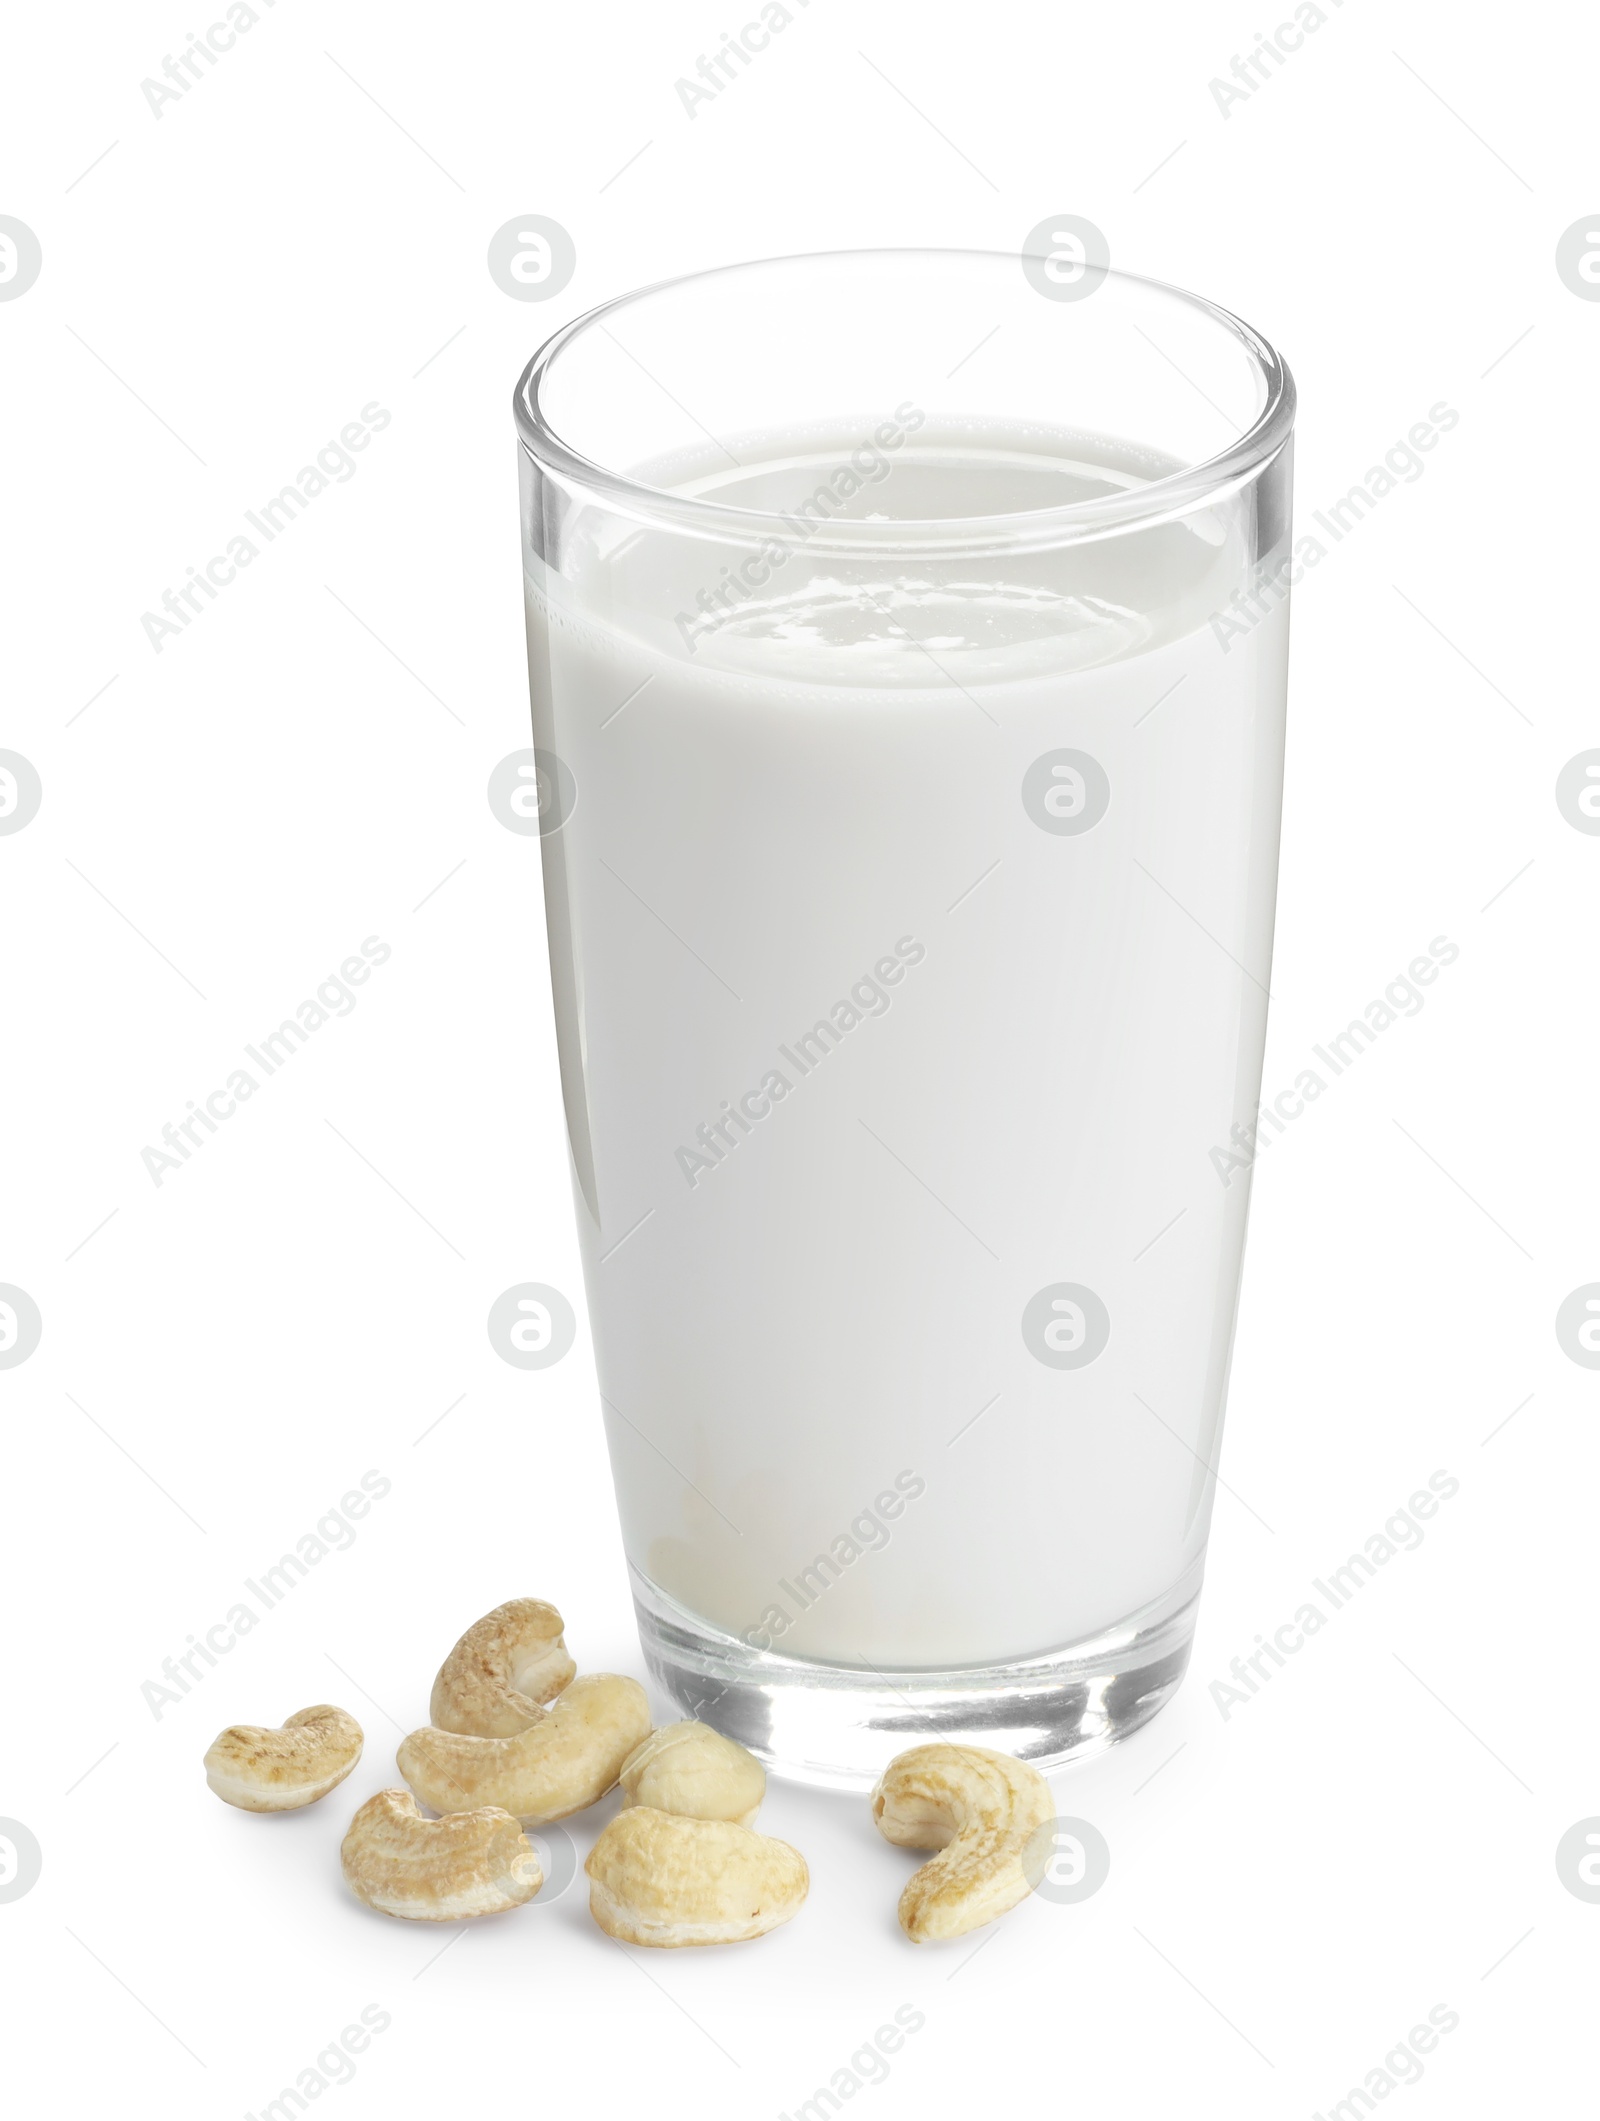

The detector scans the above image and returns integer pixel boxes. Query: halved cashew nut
[871,1743,1054,1942]
[203,1705,363,1812]
[586,1806,807,1947]
[618,1721,766,1827]
[341,1789,542,1921]
[429,1597,577,1737]
[397,1673,650,1825]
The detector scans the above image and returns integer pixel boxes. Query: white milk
[525,419,1287,1670]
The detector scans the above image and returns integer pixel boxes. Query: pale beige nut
[397,1672,650,1825]
[871,1743,1055,1942]
[429,1597,577,1737]
[203,1705,363,1812]
[585,1806,807,1947]
[618,1722,766,1827]
[340,1788,542,1921]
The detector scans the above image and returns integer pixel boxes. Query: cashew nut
[429,1597,577,1737]
[618,1721,766,1827]
[340,1788,542,1921]
[397,1673,650,1825]
[203,1704,363,1812]
[585,1806,808,1947]
[871,1743,1054,1942]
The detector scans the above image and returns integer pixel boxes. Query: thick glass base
[631,1564,1201,1790]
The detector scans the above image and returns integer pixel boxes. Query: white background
[3,0,1596,2114]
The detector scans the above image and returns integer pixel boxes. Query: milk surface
[525,419,1287,1669]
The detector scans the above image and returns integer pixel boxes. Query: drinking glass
[514,248,1294,1785]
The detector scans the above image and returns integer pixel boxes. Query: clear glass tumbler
[514,249,1294,1786]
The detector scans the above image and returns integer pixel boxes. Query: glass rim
[512,246,1295,557]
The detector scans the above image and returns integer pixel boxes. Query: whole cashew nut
[341,1788,542,1921]
[618,1721,766,1827]
[429,1597,577,1737]
[397,1673,650,1825]
[203,1705,363,1812]
[871,1743,1054,1942]
[585,1806,808,1947]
